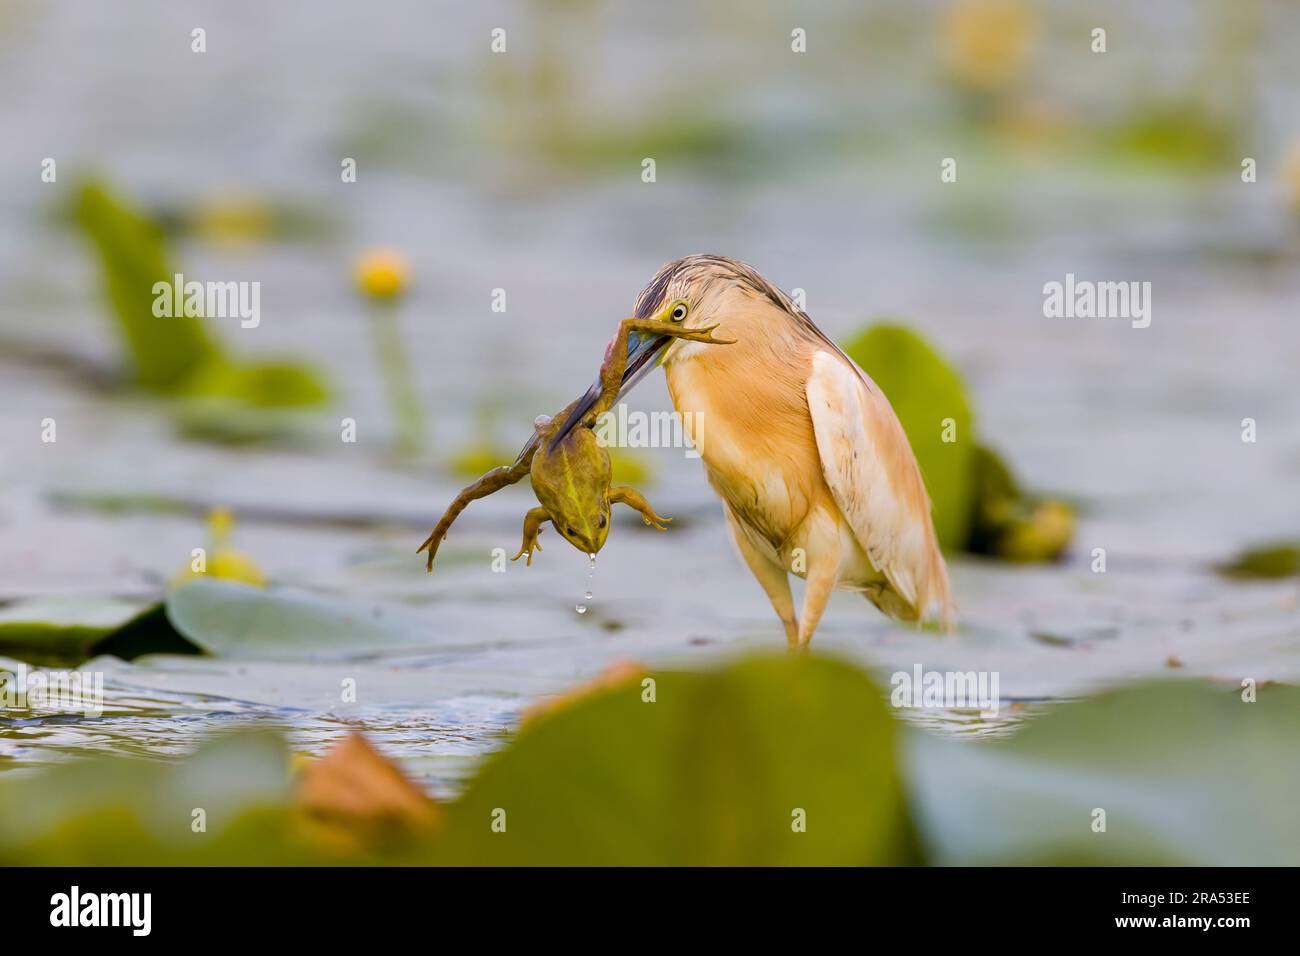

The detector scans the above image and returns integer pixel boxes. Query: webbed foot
[609,486,672,531]
[511,507,551,566]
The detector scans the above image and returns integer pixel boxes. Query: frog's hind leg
[511,507,551,566]
[418,458,532,570]
[609,486,671,531]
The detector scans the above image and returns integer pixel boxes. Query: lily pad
[0,598,151,666]
[164,579,454,661]
[432,654,919,865]
[1216,542,1300,580]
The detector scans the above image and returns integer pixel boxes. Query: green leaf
[74,179,222,392]
[164,579,461,660]
[907,680,1300,865]
[92,603,203,660]
[1216,542,1300,580]
[432,655,919,865]
[0,598,151,666]
[0,730,320,865]
[842,323,974,549]
[967,443,1074,562]
[182,358,329,408]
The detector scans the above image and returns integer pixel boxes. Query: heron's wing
[805,350,953,627]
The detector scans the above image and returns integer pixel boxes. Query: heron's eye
[669,301,688,322]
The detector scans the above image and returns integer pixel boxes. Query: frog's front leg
[587,313,736,419]
[511,507,551,566]
[609,486,671,531]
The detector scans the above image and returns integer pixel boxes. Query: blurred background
[2,0,1300,791]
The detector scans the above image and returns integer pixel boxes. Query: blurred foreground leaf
[432,654,919,865]
[0,731,316,865]
[907,680,1300,865]
[1,656,1296,865]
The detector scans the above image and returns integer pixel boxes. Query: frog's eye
[597,514,607,529]
[566,527,578,537]
[668,300,688,322]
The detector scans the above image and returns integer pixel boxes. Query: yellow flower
[942,0,1035,94]
[355,248,410,300]
[204,551,267,587]
[173,507,266,588]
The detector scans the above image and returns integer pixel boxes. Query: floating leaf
[91,603,202,661]
[1216,542,1300,580]
[0,598,152,666]
[164,579,453,661]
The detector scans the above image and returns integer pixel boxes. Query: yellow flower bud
[355,248,409,301]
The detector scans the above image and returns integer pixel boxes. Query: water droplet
[578,554,596,615]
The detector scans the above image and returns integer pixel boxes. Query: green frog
[418,301,733,569]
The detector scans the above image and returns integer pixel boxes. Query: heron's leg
[725,510,799,649]
[511,507,551,566]
[608,486,671,530]
[796,549,841,651]
[417,459,532,570]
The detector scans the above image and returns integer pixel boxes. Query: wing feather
[806,350,953,627]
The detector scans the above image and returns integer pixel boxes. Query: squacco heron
[556,255,954,648]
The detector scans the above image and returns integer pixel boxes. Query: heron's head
[552,255,798,445]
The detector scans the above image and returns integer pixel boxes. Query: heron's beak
[549,326,670,450]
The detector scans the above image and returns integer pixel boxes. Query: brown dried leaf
[293,731,441,855]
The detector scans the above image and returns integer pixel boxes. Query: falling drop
[575,552,596,615]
